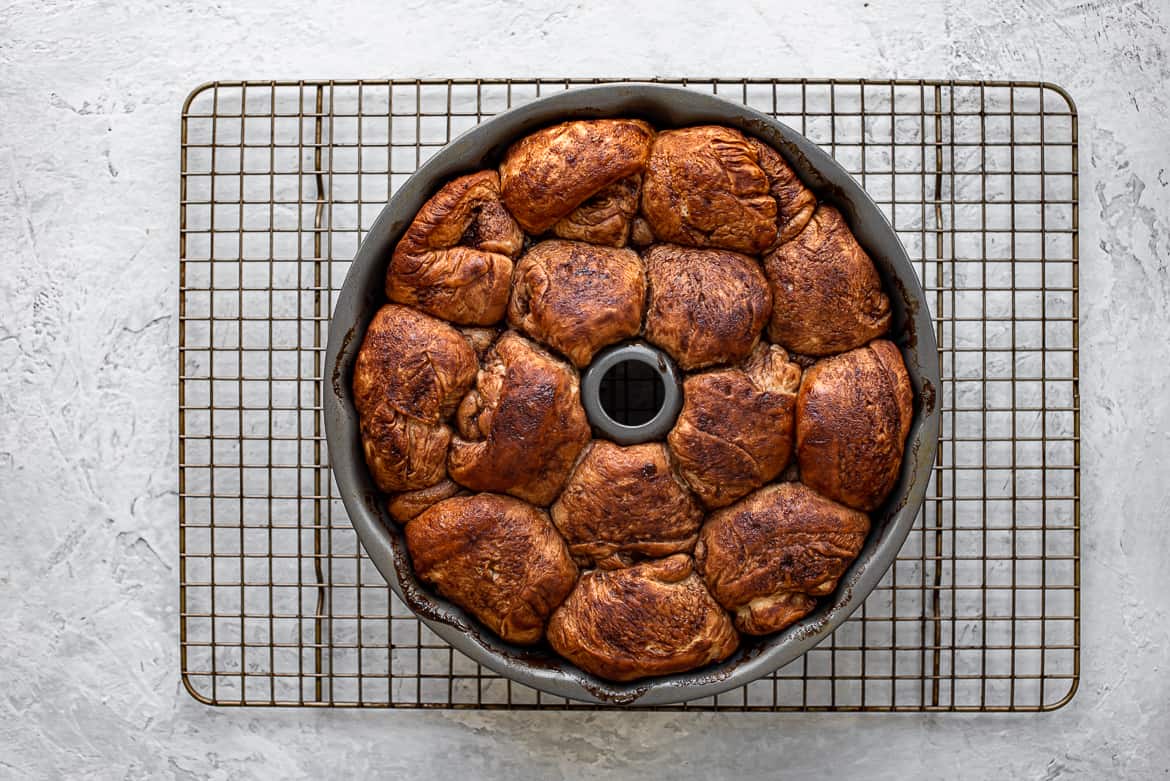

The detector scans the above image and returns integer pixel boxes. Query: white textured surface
[1,0,1168,777]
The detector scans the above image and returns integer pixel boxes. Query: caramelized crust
[359,405,451,492]
[551,175,643,247]
[797,340,914,511]
[550,441,703,569]
[387,171,523,325]
[352,304,475,493]
[448,332,591,505]
[353,304,477,423]
[748,138,817,248]
[500,119,654,236]
[405,494,578,645]
[546,555,739,682]
[386,479,465,524]
[641,126,778,254]
[644,244,772,370]
[695,482,870,635]
[764,204,891,355]
[508,239,646,367]
[667,344,801,509]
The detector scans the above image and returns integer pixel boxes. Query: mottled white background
[2,0,1168,778]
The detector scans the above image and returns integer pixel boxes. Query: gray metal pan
[323,83,941,706]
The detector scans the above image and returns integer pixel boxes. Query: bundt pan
[324,84,940,706]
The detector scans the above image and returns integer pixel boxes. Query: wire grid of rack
[178,78,1079,711]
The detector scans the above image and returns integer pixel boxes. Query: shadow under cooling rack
[178,78,1080,711]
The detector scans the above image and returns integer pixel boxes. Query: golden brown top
[507,239,646,367]
[643,243,772,370]
[550,174,644,247]
[406,493,578,645]
[546,554,739,682]
[448,331,591,505]
[388,171,522,325]
[667,344,801,509]
[641,126,778,254]
[500,119,654,236]
[695,482,870,635]
[551,441,703,569]
[797,340,913,511]
[764,204,891,355]
[353,303,477,423]
[749,137,817,248]
[359,408,451,493]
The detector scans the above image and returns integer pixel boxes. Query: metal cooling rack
[178,78,1080,711]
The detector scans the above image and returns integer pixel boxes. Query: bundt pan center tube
[324,84,940,706]
[581,342,683,445]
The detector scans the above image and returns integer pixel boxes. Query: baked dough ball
[764,204,891,355]
[507,239,646,367]
[359,409,451,493]
[387,171,523,325]
[353,304,477,493]
[745,137,817,249]
[405,493,578,645]
[386,479,465,524]
[796,340,914,511]
[551,175,644,247]
[499,119,654,244]
[550,441,703,569]
[695,482,870,635]
[641,126,778,254]
[667,343,801,508]
[448,332,591,505]
[629,215,655,246]
[643,243,772,370]
[547,554,739,682]
[353,304,477,423]
[460,327,501,360]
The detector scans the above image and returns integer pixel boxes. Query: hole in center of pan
[597,359,666,426]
